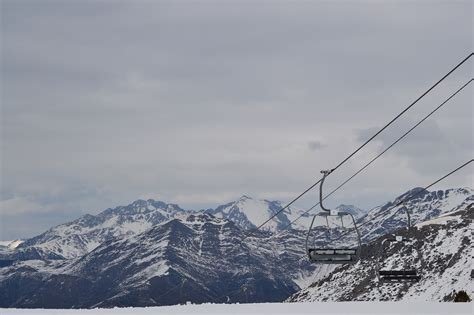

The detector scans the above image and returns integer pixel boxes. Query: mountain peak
[237,195,252,201]
[335,204,366,219]
[395,187,428,202]
[184,212,225,225]
[208,195,292,232]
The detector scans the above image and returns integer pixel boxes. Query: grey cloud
[356,116,473,176]
[308,141,326,151]
[1,0,472,239]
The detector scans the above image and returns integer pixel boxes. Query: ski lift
[306,170,362,264]
[376,207,421,282]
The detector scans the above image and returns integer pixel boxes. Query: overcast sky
[1,0,473,240]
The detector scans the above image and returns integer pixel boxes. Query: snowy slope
[358,187,473,243]
[288,205,473,302]
[1,302,472,315]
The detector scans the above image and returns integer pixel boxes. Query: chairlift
[306,170,362,264]
[376,207,421,282]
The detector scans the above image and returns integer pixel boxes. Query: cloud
[0,197,49,215]
[356,116,473,176]
[307,141,326,151]
[1,0,472,239]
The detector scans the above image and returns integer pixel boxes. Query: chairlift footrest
[379,270,420,282]
[379,275,421,282]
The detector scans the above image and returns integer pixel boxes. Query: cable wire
[331,159,473,242]
[272,79,472,235]
[242,53,473,239]
[329,54,472,174]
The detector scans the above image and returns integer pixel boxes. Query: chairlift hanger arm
[319,170,332,212]
[403,206,411,229]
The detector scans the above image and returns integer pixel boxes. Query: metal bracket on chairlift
[319,170,332,213]
[395,236,403,242]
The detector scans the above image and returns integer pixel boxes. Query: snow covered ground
[1,302,472,315]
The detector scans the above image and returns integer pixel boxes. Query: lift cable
[242,53,472,241]
[294,158,473,262]
[329,158,473,243]
[272,78,472,236]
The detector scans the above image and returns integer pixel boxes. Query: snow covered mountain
[0,213,311,308]
[208,195,296,232]
[4,195,363,261]
[2,187,471,262]
[0,187,472,307]
[335,204,367,220]
[287,204,473,302]
[10,200,188,260]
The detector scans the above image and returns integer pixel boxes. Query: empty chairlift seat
[307,248,359,264]
[377,235,422,283]
[306,210,362,264]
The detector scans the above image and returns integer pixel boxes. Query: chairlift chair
[306,170,362,264]
[376,208,421,282]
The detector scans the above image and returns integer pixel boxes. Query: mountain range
[3,194,365,261]
[0,187,472,307]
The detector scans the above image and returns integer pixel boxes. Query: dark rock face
[0,272,96,308]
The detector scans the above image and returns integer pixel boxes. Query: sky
[1,0,473,240]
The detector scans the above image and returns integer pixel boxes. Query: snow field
[1,302,472,315]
